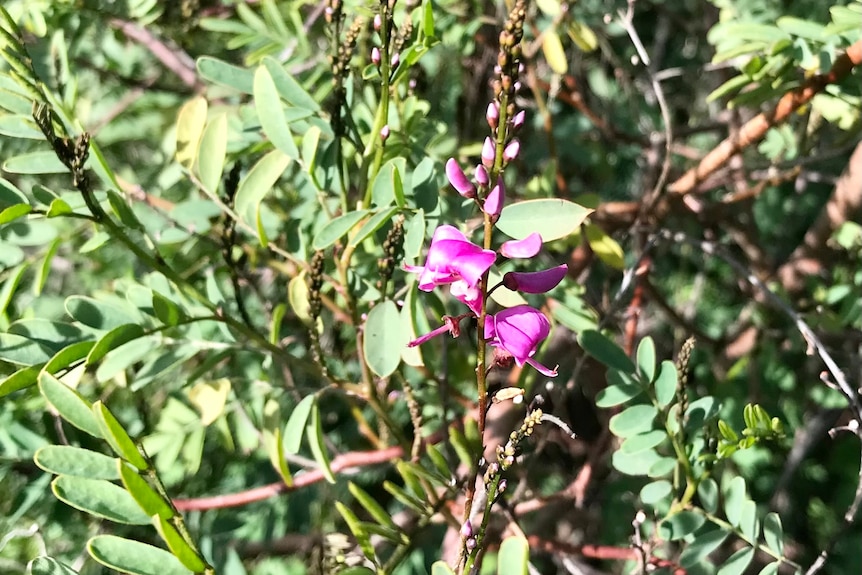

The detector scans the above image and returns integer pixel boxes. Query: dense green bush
[1,1,860,574]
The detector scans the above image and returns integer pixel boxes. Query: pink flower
[404,225,496,291]
[511,110,526,130]
[485,305,557,376]
[486,102,499,130]
[500,233,542,258]
[503,264,567,294]
[483,177,505,217]
[446,158,476,198]
[371,47,381,66]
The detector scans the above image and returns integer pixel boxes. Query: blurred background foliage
[0,0,860,574]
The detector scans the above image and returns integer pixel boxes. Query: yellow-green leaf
[176,97,207,169]
[186,379,231,426]
[542,29,568,75]
[585,224,625,269]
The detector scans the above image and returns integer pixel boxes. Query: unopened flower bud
[475,164,489,187]
[373,13,382,31]
[460,521,473,538]
[390,52,400,68]
[503,265,568,294]
[380,124,390,141]
[466,537,477,551]
[484,177,505,217]
[511,110,526,130]
[486,102,499,130]
[498,478,508,493]
[481,137,496,168]
[514,81,522,92]
[503,139,520,162]
[371,46,381,66]
[445,158,476,198]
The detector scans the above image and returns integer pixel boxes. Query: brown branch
[526,535,686,573]
[668,40,862,195]
[173,445,403,511]
[109,18,203,90]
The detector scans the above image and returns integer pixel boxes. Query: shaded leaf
[34,446,120,480]
[52,476,150,524]
[578,330,636,374]
[363,300,406,377]
[88,535,192,575]
[39,373,101,437]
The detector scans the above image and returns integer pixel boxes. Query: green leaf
[542,29,568,74]
[640,480,672,505]
[88,535,192,575]
[740,499,759,542]
[567,20,598,52]
[34,446,120,480]
[8,319,87,352]
[93,401,149,470]
[107,190,142,230]
[763,512,784,555]
[383,480,428,514]
[349,482,398,531]
[154,515,207,573]
[152,291,185,327]
[595,379,644,407]
[0,114,43,139]
[311,210,371,250]
[776,17,826,41]
[647,456,677,478]
[3,151,68,174]
[175,97,207,170]
[307,403,335,483]
[28,557,79,575]
[636,337,656,382]
[497,536,529,575]
[0,333,52,365]
[65,295,140,331]
[39,372,101,437]
[653,360,678,407]
[758,562,780,575]
[0,177,28,207]
[0,365,42,398]
[86,324,146,366]
[284,395,315,453]
[609,404,656,438]
[196,56,254,93]
[0,262,27,317]
[335,502,377,564]
[234,149,291,229]
[679,528,729,568]
[659,510,706,540]
[698,478,719,514]
[620,430,666,454]
[611,448,662,476]
[496,198,593,241]
[262,56,319,111]
[52,476,151,524]
[371,159,405,207]
[197,113,228,194]
[585,217,626,269]
[724,476,747,527]
[578,330,636,373]
[254,65,299,159]
[348,206,399,248]
[431,562,456,575]
[34,237,60,295]
[716,547,755,575]
[0,203,31,224]
[363,300,406,377]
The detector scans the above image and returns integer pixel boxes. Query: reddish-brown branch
[109,19,203,90]
[173,446,403,511]
[668,40,862,195]
[527,535,686,573]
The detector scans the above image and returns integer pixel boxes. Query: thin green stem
[362,7,392,208]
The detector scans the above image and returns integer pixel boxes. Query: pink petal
[446,158,476,198]
[500,233,542,259]
[451,280,482,315]
[503,264,568,294]
[445,242,496,287]
[492,305,551,362]
[483,177,504,217]
[525,357,558,377]
[475,164,489,187]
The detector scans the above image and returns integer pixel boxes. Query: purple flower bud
[498,478,508,493]
[483,177,504,217]
[511,110,526,130]
[373,13,382,31]
[486,102,499,130]
[500,233,542,259]
[380,125,390,141]
[503,264,568,294]
[466,537,477,551]
[481,137,496,168]
[474,164,489,187]
[371,46,381,66]
[513,81,523,92]
[390,52,400,68]
[460,520,473,538]
[446,158,476,198]
[503,139,520,162]
[518,63,525,74]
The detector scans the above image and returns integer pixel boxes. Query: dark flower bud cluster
[377,217,405,293]
[331,16,364,83]
[324,0,342,25]
[308,250,326,322]
[495,408,541,472]
[488,0,526,171]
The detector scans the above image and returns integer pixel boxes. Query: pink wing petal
[503,264,568,294]
[500,233,542,259]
